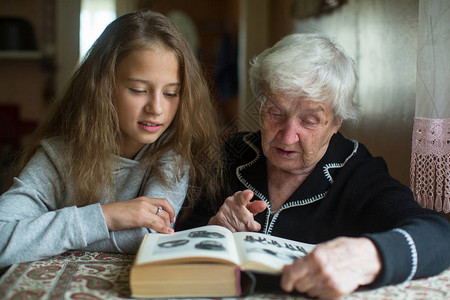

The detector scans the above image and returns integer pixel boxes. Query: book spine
[236,267,242,295]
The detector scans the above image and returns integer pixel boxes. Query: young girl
[0,10,222,268]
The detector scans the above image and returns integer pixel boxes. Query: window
[79,0,116,60]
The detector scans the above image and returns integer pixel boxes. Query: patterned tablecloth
[0,251,448,299]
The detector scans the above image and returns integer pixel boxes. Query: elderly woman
[181,33,450,298]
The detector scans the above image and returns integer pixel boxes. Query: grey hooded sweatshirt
[0,138,188,268]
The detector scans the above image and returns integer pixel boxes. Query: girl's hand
[101,196,175,233]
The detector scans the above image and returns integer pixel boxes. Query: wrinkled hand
[208,189,267,232]
[281,237,382,299]
[101,196,175,234]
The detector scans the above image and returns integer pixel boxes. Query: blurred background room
[1,0,448,220]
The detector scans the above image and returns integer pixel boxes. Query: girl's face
[115,47,180,159]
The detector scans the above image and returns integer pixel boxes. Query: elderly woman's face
[260,92,342,175]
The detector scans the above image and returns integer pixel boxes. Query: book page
[135,225,241,266]
[233,232,316,274]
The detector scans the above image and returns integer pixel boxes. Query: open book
[129,225,315,298]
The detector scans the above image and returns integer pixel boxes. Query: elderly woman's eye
[301,118,319,127]
[268,107,282,117]
[269,112,284,122]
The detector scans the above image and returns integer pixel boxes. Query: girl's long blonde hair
[16,10,222,207]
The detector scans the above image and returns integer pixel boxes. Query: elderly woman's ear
[334,117,343,133]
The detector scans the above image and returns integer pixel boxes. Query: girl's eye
[163,92,179,98]
[129,88,146,94]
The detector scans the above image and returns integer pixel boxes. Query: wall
[0,0,56,191]
[294,0,418,187]
[0,0,53,122]
[55,0,80,98]
[238,0,294,131]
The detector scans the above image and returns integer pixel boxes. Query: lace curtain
[410,0,450,213]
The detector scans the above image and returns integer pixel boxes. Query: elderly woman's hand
[208,189,267,232]
[281,237,382,299]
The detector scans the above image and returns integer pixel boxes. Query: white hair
[249,32,360,121]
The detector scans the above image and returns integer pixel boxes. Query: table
[0,251,448,299]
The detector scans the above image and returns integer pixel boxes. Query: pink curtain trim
[410,117,450,213]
